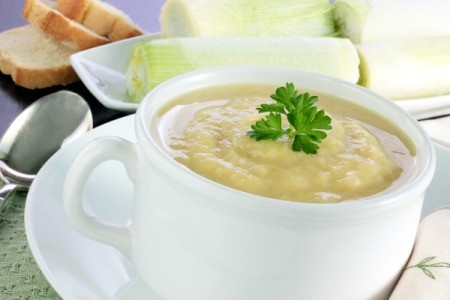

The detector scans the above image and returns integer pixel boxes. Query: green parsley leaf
[247,83,332,154]
[257,103,286,114]
[247,112,288,141]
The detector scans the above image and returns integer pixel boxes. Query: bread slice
[56,0,145,41]
[23,0,110,50]
[0,25,78,89]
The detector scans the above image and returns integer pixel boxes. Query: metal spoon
[0,91,93,206]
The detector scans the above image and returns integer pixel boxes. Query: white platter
[71,34,450,118]
[70,34,159,113]
[24,115,450,299]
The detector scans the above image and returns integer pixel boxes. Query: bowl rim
[136,66,436,219]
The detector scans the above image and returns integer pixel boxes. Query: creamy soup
[154,85,415,203]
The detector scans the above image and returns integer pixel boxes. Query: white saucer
[24,115,450,299]
[25,116,159,299]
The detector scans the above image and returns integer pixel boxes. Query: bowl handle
[63,136,137,257]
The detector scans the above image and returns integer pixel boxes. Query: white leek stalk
[357,37,450,100]
[334,0,450,43]
[160,0,336,38]
[126,37,360,103]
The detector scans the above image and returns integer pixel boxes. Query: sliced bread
[56,0,145,41]
[0,25,78,89]
[23,0,110,50]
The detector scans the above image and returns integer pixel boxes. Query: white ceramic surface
[70,33,160,113]
[70,33,450,118]
[62,67,434,300]
[25,115,450,300]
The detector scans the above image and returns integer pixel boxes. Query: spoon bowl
[0,90,92,205]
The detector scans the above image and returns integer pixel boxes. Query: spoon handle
[0,183,28,208]
[0,160,34,185]
[0,183,16,207]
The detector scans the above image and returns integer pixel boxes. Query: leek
[357,37,450,100]
[126,37,360,103]
[334,0,450,43]
[160,0,336,38]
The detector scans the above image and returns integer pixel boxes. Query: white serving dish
[71,34,450,119]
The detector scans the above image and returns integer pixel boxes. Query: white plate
[70,33,160,113]
[71,34,450,118]
[25,115,450,299]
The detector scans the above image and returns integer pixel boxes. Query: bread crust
[0,25,79,89]
[23,0,110,50]
[57,0,145,41]
[108,18,144,41]
[55,0,89,22]
[11,66,79,89]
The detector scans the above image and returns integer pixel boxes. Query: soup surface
[155,84,415,203]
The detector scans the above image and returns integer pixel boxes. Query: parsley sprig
[247,83,332,154]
